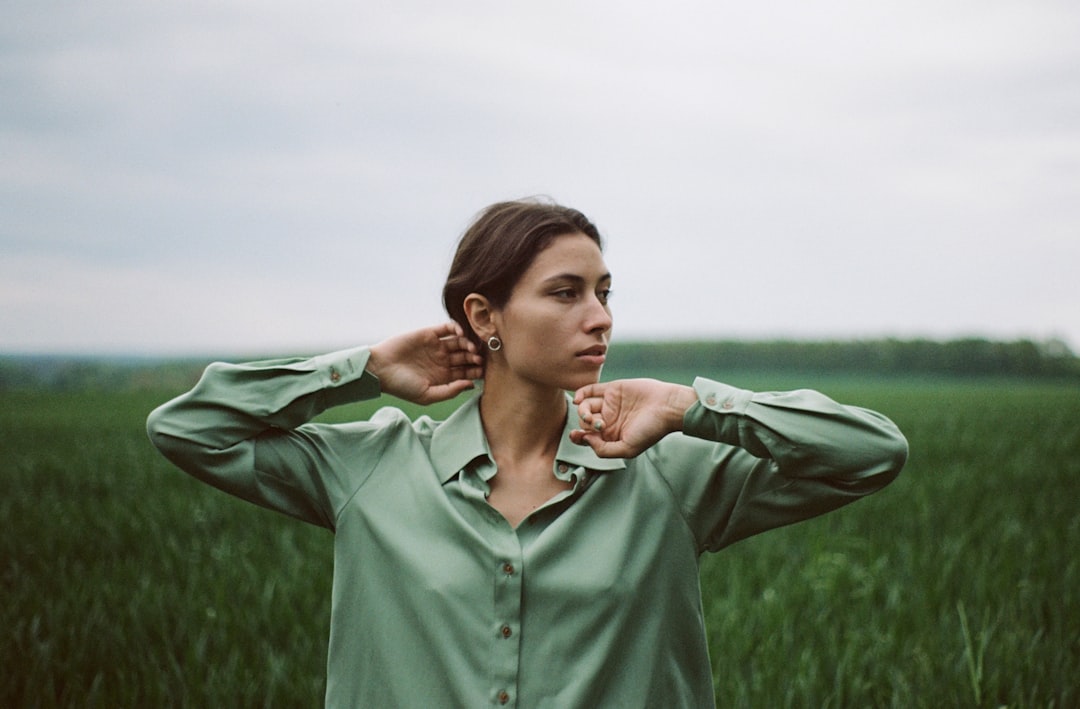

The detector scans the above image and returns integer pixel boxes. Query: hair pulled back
[443,198,603,350]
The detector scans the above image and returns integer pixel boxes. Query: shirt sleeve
[648,377,908,553]
[145,346,383,529]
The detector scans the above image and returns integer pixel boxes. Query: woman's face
[492,232,613,392]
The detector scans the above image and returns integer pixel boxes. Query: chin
[559,368,603,392]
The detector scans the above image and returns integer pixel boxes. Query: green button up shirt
[146,346,907,708]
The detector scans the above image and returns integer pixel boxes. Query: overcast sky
[3,0,1078,356]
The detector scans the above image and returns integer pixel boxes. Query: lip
[575,344,607,365]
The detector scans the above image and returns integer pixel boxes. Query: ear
[463,293,498,341]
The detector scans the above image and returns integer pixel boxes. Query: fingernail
[592,418,604,431]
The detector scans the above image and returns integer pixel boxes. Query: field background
[2,352,1078,707]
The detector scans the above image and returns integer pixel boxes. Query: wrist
[665,384,697,433]
[365,343,387,381]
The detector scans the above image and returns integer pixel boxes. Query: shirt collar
[430,393,626,484]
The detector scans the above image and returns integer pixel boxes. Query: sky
[2,0,1078,356]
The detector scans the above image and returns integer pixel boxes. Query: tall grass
[2,391,333,707]
[2,378,1077,707]
[698,378,1080,708]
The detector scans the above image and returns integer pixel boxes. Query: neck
[479,369,567,465]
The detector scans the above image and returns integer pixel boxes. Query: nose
[585,293,613,334]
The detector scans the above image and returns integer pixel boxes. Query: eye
[597,288,613,305]
[552,288,578,300]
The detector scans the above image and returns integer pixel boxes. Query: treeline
[610,337,1080,379]
[0,356,208,393]
[1,337,1078,392]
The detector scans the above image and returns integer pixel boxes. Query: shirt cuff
[309,346,382,408]
[681,377,754,444]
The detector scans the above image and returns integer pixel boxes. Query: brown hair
[443,198,604,349]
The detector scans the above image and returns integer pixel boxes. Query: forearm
[145,346,383,524]
[682,377,908,484]
[656,377,906,551]
[147,346,380,460]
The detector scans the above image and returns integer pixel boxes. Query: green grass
[2,377,1078,707]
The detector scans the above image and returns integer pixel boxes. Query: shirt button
[705,394,717,406]
[329,368,341,383]
[722,400,734,410]
[501,625,512,638]
[557,463,569,474]
[503,563,515,575]
[498,690,510,704]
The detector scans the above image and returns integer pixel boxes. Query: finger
[432,321,464,340]
[436,332,462,347]
[576,397,603,426]
[455,364,485,380]
[573,382,606,404]
[443,379,476,397]
[569,428,605,445]
[575,431,633,459]
[421,379,475,403]
[447,350,483,367]
[441,334,480,357]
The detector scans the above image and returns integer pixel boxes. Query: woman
[147,199,907,707]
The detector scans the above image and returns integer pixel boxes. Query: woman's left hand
[570,379,698,458]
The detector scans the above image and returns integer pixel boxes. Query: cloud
[2,0,1078,352]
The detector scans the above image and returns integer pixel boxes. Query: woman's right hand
[367,322,484,405]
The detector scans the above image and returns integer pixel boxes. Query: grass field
[2,371,1078,707]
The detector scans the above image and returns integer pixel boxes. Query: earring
[487,335,502,351]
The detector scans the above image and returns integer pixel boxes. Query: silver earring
[487,335,502,351]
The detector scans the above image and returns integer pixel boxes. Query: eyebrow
[541,272,612,286]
